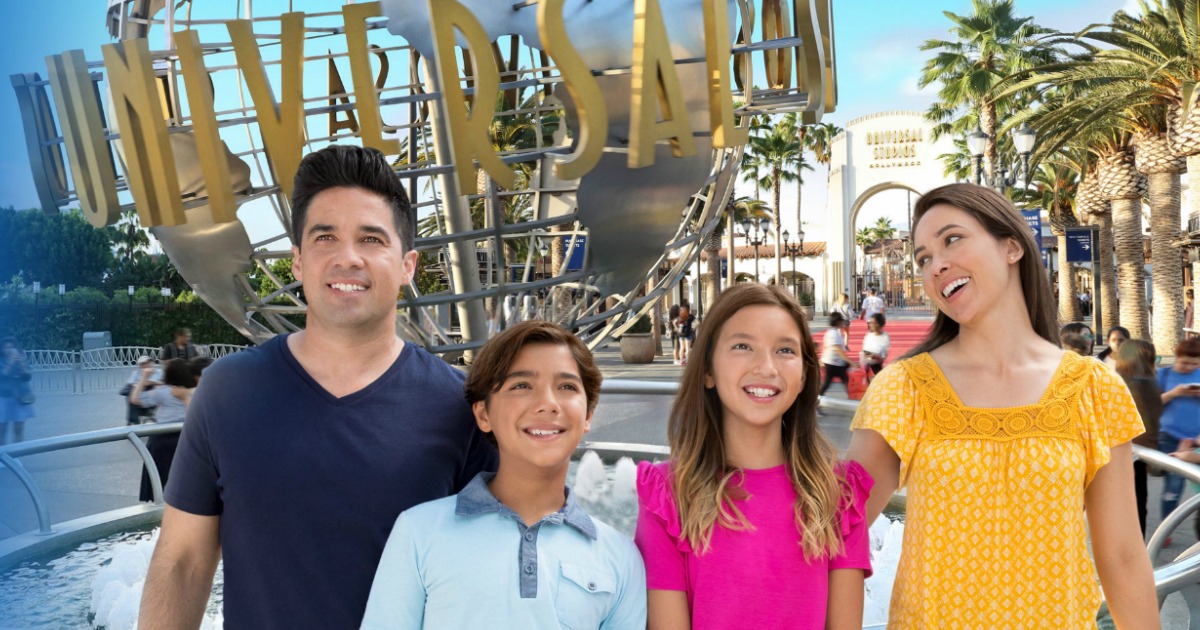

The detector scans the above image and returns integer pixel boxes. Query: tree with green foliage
[0,207,113,290]
[919,0,1055,178]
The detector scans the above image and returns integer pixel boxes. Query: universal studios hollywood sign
[16,0,836,230]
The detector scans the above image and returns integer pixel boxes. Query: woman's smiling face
[913,203,1022,326]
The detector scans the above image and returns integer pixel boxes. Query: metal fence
[25,344,250,394]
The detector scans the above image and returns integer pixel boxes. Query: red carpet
[811,319,934,367]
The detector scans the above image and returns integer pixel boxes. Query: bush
[627,313,653,334]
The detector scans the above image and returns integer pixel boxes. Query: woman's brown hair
[669,283,846,559]
[904,183,1059,358]
[1113,340,1157,379]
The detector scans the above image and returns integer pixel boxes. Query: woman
[131,358,194,501]
[833,292,855,319]
[1155,338,1200,530]
[1097,326,1131,366]
[818,312,855,395]
[676,302,696,365]
[1112,340,1161,536]
[0,337,34,445]
[859,313,890,379]
[846,184,1156,628]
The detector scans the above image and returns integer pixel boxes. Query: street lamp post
[739,217,772,282]
[32,281,41,311]
[782,228,805,298]
[967,123,1036,193]
[58,283,65,303]
[538,240,549,279]
[160,287,172,307]
[127,285,135,313]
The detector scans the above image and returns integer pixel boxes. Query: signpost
[1065,225,1102,327]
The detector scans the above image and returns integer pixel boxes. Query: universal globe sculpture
[14,0,838,357]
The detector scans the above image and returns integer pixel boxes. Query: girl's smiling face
[706,305,806,436]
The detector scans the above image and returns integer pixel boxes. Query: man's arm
[139,506,221,629]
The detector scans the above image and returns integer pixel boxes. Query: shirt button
[524,532,534,541]
[587,582,596,591]
[524,564,534,574]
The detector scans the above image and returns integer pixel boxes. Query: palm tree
[1075,170,1121,334]
[870,217,899,301]
[1026,158,1082,322]
[919,0,1055,179]
[806,122,843,171]
[107,210,151,265]
[997,1,1199,347]
[704,195,769,305]
[743,117,811,284]
[855,227,876,279]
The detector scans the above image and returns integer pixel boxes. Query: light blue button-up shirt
[360,472,647,630]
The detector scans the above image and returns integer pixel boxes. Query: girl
[860,313,890,379]
[819,312,855,395]
[847,183,1157,628]
[1097,326,1131,366]
[636,283,872,629]
[1112,340,1161,536]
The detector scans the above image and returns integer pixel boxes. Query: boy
[360,321,647,629]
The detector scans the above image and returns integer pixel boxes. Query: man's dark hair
[290,145,414,252]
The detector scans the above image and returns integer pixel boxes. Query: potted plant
[619,314,657,364]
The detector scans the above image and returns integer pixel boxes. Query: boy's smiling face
[472,343,592,474]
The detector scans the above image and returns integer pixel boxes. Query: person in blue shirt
[1158,337,1200,524]
[139,145,497,629]
[361,320,647,629]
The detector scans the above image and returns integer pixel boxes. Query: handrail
[0,423,182,534]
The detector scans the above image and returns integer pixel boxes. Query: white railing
[23,345,250,393]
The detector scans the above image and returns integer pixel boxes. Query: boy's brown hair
[464,321,603,414]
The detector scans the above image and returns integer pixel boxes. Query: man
[139,145,497,629]
[159,328,200,361]
[860,288,885,321]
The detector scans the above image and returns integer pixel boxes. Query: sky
[0,0,1140,243]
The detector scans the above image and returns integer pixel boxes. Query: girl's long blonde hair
[668,284,848,560]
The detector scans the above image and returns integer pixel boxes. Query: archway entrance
[822,111,957,314]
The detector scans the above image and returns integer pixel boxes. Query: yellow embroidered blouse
[851,351,1144,629]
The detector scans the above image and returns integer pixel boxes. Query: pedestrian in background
[0,337,34,445]
[160,328,200,361]
[1112,340,1162,536]
[1158,338,1200,533]
[132,359,194,502]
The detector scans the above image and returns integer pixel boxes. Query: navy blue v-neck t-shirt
[166,334,497,629]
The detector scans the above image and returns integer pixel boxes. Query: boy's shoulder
[398,494,460,530]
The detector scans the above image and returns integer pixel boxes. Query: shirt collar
[455,472,597,540]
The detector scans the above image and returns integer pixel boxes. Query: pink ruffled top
[635,459,873,629]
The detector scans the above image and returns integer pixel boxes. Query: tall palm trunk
[1098,151,1149,339]
[772,171,783,284]
[704,230,723,306]
[1077,174,1119,333]
[1096,212,1120,335]
[1048,203,1081,323]
[1134,131,1186,352]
